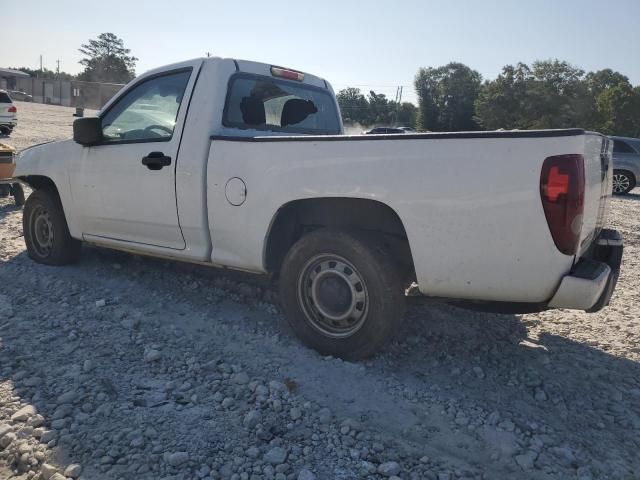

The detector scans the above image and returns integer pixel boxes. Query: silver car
[611,136,640,195]
[0,90,17,135]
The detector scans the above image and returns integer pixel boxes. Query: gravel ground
[0,102,639,480]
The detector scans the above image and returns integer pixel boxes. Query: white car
[14,57,623,359]
[0,90,17,135]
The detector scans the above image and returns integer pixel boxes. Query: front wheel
[279,229,406,360]
[23,189,81,265]
[612,170,636,195]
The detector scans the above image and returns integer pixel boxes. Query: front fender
[15,139,82,238]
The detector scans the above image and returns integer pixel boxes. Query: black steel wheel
[280,229,405,360]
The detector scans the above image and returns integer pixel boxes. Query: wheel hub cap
[31,207,54,256]
[297,255,369,338]
[613,174,630,193]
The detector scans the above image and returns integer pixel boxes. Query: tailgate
[578,134,613,257]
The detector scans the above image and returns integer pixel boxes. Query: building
[0,68,31,90]
[0,67,123,109]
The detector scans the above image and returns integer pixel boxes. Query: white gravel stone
[63,463,82,478]
[144,348,162,362]
[377,461,401,476]
[264,446,288,465]
[297,468,316,480]
[166,451,189,466]
[40,463,58,480]
[243,410,261,429]
[10,405,36,422]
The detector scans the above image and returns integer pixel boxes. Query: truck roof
[138,57,330,91]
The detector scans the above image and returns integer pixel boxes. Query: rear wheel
[279,229,406,360]
[612,170,636,195]
[23,189,81,265]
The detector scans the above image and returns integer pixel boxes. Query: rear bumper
[548,229,623,312]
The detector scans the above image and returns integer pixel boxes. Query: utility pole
[395,86,403,126]
[206,52,211,57]
[56,59,60,76]
[39,55,43,72]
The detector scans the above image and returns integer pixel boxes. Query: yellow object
[0,142,16,179]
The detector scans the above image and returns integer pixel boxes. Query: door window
[101,70,191,143]
[613,140,636,154]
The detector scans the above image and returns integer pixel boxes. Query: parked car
[0,90,17,135]
[9,90,33,102]
[398,126,416,132]
[610,136,640,195]
[363,127,406,135]
[14,57,623,359]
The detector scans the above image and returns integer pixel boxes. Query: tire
[11,183,25,206]
[23,189,81,265]
[612,170,636,195]
[279,228,406,360]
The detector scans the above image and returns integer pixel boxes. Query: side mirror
[73,117,103,146]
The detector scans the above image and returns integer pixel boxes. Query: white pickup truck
[14,57,623,359]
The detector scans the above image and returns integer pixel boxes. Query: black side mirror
[73,117,103,146]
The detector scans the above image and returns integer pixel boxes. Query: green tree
[77,33,137,83]
[336,88,369,124]
[583,69,638,133]
[367,91,394,125]
[415,62,482,131]
[474,63,532,130]
[596,83,640,137]
[525,60,588,129]
[396,102,418,128]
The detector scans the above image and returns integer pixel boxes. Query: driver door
[70,67,196,250]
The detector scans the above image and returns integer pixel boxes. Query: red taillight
[540,154,585,255]
[8,106,16,113]
[270,66,305,82]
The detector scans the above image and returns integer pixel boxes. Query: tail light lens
[8,106,17,113]
[540,154,585,255]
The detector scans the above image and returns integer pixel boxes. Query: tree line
[13,33,137,85]
[337,88,418,128]
[338,60,640,137]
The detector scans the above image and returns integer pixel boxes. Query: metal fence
[12,77,124,110]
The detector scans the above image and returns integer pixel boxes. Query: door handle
[142,152,172,170]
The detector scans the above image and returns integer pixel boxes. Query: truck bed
[203,128,610,304]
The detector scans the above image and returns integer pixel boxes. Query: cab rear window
[223,74,340,135]
[0,92,12,103]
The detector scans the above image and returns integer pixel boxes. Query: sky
[4,0,640,104]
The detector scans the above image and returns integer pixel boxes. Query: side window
[101,70,191,143]
[613,140,636,154]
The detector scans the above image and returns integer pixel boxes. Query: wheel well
[265,198,415,281]
[19,175,59,194]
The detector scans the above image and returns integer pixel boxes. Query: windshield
[223,74,341,135]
